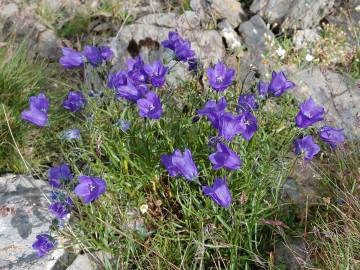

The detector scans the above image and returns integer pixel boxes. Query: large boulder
[0,174,71,270]
[289,67,360,139]
[250,0,335,31]
[190,0,246,28]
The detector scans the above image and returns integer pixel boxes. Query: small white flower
[305,54,314,62]
[355,5,360,12]
[276,47,286,59]
[140,204,149,214]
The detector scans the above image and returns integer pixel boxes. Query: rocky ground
[0,0,359,269]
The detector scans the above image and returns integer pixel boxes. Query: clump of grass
[0,42,49,173]
[48,65,305,268]
[308,142,360,269]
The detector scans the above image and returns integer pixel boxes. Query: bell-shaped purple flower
[237,94,259,112]
[136,91,163,119]
[162,32,195,62]
[144,60,168,87]
[162,31,182,51]
[21,92,50,127]
[48,202,71,220]
[161,149,198,180]
[295,97,324,128]
[319,126,345,149]
[174,39,195,61]
[74,175,106,204]
[217,112,245,141]
[29,92,50,113]
[294,135,320,161]
[209,143,242,170]
[107,70,127,90]
[32,234,56,257]
[207,62,235,92]
[48,164,73,188]
[83,45,103,67]
[239,111,258,141]
[21,107,48,127]
[99,46,113,61]
[268,71,295,96]
[202,176,232,208]
[63,91,86,112]
[127,56,148,85]
[116,83,148,102]
[188,58,200,74]
[60,47,84,69]
[258,81,269,98]
[197,97,227,129]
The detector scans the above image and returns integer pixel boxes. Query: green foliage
[53,68,304,268]
[0,43,48,173]
[57,13,91,39]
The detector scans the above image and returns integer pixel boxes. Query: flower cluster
[107,56,166,119]
[32,165,106,257]
[293,97,345,161]
[26,31,346,258]
[60,45,113,69]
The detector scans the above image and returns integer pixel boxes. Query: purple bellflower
[162,32,195,62]
[217,112,245,141]
[21,92,50,127]
[144,60,168,87]
[209,143,242,170]
[60,47,84,69]
[99,46,113,61]
[197,97,227,129]
[127,56,148,85]
[63,91,86,112]
[237,94,259,112]
[136,91,163,119]
[107,70,127,90]
[268,71,295,96]
[32,234,56,257]
[295,97,325,128]
[48,164,73,188]
[258,81,269,98]
[202,176,232,208]
[319,126,345,149]
[83,45,103,67]
[161,149,198,181]
[294,135,320,161]
[116,83,148,102]
[74,175,106,204]
[239,111,258,141]
[48,202,71,220]
[207,62,235,92]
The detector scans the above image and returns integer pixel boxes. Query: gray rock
[282,0,335,30]
[190,0,246,28]
[66,254,95,270]
[292,29,321,50]
[206,0,246,28]
[238,15,275,53]
[0,174,70,270]
[218,20,242,51]
[190,0,210,25]
[250,0,292,25]
[0,3,19,20]
[250,0,335,31]
[275,238,309,270]
[290,67,360,139]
